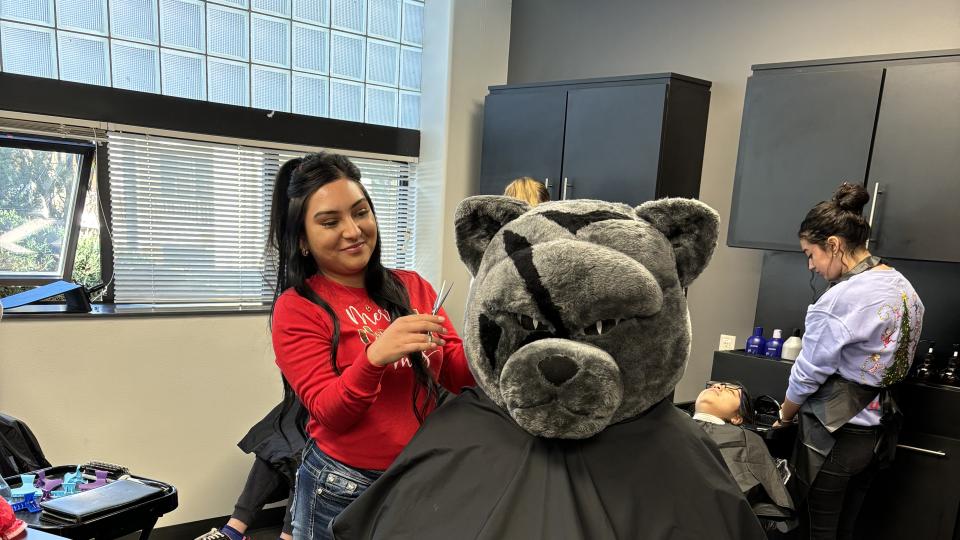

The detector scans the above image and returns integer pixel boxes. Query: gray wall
[505,0,960,400]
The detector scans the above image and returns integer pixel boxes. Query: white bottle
[781,329,802,361]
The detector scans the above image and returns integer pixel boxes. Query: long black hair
[268,152,439,425]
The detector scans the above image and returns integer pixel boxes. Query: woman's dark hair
[798,182,871,249]
[268,152,439,426]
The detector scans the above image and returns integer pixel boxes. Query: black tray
[4,465,178,540]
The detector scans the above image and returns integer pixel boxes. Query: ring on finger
[427,333,433,344]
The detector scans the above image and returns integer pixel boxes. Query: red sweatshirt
[272,270,476,470]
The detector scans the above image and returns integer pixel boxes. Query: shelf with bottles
[909,341,960,388]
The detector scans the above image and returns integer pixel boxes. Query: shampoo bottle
[745,327,766,355]
[764,329,784,359]
[780,328,802,361]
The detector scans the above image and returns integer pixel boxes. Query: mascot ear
[455,195,529,276]
[635,198,719,288]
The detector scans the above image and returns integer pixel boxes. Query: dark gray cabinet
[728,50,960,263]
[479,73,711,206]
[867,62,960,263]
[728,69,883,251]
[478,91,567,199]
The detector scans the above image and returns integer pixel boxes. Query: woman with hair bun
[776,183,925,539]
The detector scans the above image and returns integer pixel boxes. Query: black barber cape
[332,388,765,540]
[695,421,794,521]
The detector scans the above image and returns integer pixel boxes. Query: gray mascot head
[455,196,719,439]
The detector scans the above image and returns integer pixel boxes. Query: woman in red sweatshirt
[268,152,475,540]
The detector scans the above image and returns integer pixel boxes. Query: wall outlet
[718,334,737,351]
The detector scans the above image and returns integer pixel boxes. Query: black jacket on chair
[0,412,51,477]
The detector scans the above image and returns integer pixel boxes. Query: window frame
[0,67,418,314]
[0,132,97,287]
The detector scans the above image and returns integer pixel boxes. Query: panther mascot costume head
[333,197,766,540]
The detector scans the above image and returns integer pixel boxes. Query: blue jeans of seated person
[291,442,383,540]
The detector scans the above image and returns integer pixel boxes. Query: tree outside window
[0,136,98,299]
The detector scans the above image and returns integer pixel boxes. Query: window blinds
[107,131,416,305]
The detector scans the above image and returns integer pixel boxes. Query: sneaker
[194,528,250,540]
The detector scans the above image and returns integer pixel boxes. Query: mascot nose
[538,355,579,386]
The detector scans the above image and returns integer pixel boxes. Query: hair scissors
[427,281,453,345]
[432,280,454,316]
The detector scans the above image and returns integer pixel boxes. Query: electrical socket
[718,334,737,351]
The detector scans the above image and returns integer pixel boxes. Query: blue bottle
[764,329,784,359]
[745,327,766,355]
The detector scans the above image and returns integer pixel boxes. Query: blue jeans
[291,442,383,540]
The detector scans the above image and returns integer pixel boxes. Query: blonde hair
[504,177,550,206]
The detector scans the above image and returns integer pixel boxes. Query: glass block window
[0,21,57,78]
[252,0,289,17]
[207,4,248,60]
[293,0,326,26]
[56,0,108,35]
[58,31,111,86]
[331,0,364,34]
[330,30,364,81]
[292,72,328,117]
[252,64,290,111]
[160,0,206,52]
[399,90,418,130]
[367,0,399,41]
[330,78,363,122]
[110,0,159,44]
[208,56,250,106]
[251,13,290,67]
[112,40,161,93]
[365,84,396,127]
[292,22,327,74]
[1,0,55,26]
[0,0,424,128]
[162,49,206,99]
[366,38,398,87]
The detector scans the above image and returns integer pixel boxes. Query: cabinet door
[867,62,960,263]
[856,432,960,540]
[728,69,883,251]
[559,84,666,205]
[478,90,567,198]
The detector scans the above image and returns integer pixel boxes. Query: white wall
[433,0,513,323]
[504,0,960,401]
[0,315,280,526]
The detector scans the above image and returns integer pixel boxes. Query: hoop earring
[301,247,309,257]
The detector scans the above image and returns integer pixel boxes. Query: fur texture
[455,196,719,439]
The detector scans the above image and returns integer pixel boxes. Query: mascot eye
[517,313,540,331]
[583,319,619,336]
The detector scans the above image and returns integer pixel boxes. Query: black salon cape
[332,388,765,540]
[695,421,794,521]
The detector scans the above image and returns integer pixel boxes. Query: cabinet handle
[897,444,946,458]
[562,177,571,200]
[544,178,551,190]
[866,182,881,250]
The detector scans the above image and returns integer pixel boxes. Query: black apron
[332,388,766,540]
[791,255,904,503]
